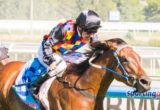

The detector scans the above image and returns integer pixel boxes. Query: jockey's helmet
[76,10,101,33]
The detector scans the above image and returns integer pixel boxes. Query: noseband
[89,45,132,81]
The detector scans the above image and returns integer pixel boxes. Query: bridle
[59,45,133,89]
[57,45,136,99]
[89,45,132,81]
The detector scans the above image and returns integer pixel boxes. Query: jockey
[15,10,102,97]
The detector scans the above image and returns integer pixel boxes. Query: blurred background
[1,0,160,44]
[0,0,160,76]
[1,1,160,109]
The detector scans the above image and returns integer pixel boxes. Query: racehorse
[0,38,151,110]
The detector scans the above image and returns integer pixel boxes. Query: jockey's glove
[49,60,63,70]
[49,61,58,70]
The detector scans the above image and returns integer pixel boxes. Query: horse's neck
[78,53,114,97]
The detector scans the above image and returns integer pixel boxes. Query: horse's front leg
[94,98,104,110]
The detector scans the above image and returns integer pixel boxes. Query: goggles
[83,27,98,34]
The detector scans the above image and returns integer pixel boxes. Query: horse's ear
[0,47,9,61]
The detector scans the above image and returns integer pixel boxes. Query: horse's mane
[107,38,127,45]
[66,53,92,74]
[67,38,127,74]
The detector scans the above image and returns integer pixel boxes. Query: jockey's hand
[90,41,101,48]
[49,60,63,70]
[49,61,57,70]
[91,41,108,50]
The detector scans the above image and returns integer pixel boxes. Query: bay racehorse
[0,38,151,110]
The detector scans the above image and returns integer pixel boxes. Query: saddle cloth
[12,52,88,110]
[12,58,50,110]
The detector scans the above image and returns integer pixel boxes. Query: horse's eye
[120,58,129,63]
[124,58,129,63]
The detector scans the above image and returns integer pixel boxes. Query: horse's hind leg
[0,104,9,110]
[0,103,2,110]
[0,106,3,110]
[0,93,9,110]
[6,87,34,110]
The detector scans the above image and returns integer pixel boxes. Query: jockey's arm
[90,34,108,50]
[42,25,64,66]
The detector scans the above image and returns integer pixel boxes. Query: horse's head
[89,38,151,93]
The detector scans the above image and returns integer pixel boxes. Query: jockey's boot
[30,74,50,96]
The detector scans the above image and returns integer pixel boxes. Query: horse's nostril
[136,77,151,92]
[140,79,148,84]
[139,78,151,85]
